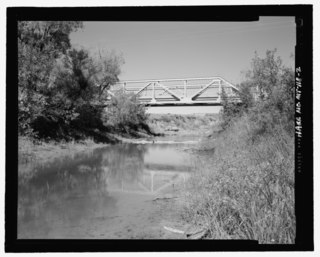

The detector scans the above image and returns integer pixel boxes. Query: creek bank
[18,114,216,239]
[18,129,155,166]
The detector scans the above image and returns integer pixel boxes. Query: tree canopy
[220,49,294,135]
[18,21,126,140]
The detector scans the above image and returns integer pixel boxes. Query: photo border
[5,5,313,252]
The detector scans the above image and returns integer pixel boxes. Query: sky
[70,17,295,85]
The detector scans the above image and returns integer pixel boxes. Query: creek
[18,137,197,239]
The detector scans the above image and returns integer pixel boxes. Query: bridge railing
[109,77,241,105]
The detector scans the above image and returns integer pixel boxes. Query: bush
[104,91,149,133]
[219,87,244,129]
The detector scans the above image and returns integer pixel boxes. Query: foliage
[18,21,83,136]
[18,21,126,140]
[104,91,149,133]
[247,49,284,100]
[183,49,295,243]
[219,87,243,129]
[91,49,125,100]
[219,49,294,136]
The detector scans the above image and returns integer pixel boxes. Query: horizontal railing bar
[115,77,223,84]
[115,85,221,90]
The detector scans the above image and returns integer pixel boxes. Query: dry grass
[148,114,218,135]
[18,136,103,166]
[182,115,295,244]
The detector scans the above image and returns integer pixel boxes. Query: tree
[18,21,83,135]
[243,49,295,135]
[91,49,125,100]
[246,49,283,101]
[31,47,125,139]
[18,21,126,139]
[219,49,295,136]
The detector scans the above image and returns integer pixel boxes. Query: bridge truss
[109,77,240,105]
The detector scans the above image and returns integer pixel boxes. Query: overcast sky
[70,17,295,84]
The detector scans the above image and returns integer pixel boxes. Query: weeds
[183,116,295,244]
[182,50,295,243]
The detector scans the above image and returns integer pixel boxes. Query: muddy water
[18,142,195,239]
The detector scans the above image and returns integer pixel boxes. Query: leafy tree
[18,21,126,140]
[244,49,295,136]
[246,49,283,101]
[219,49,295,136]
[18,21,83,135]
[91,49,125,100]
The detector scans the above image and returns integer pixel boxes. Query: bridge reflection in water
[18,142,194,238]
[18,143,193,212]
[106,169,189,195]
[102,144,192,195]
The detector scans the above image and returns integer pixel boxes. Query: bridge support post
[184,80,187,98]
[152,82,156,103]
[218,80,222,103]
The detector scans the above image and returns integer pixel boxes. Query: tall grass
[182,115,295,244]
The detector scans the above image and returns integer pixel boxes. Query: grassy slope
[181,115,295,243]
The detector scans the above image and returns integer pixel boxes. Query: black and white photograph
[4,2,314,253]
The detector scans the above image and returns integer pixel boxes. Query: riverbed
[18,138,197,239]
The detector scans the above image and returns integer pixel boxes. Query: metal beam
[218,77,240,92]
[135,82,152,96]
[190,79,220,100]
[114,76,221,84]
[152,82,156,102]
[156,82,181,101]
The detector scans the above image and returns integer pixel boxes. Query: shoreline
[19,130,203,166]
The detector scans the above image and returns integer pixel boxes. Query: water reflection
[18,143,192,238]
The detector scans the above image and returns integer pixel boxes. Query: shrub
[219,87,244,129]
[104,91,149,132]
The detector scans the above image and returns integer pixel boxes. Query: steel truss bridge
[109,76,241,106]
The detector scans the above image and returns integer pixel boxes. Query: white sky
[70,18,295,84]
